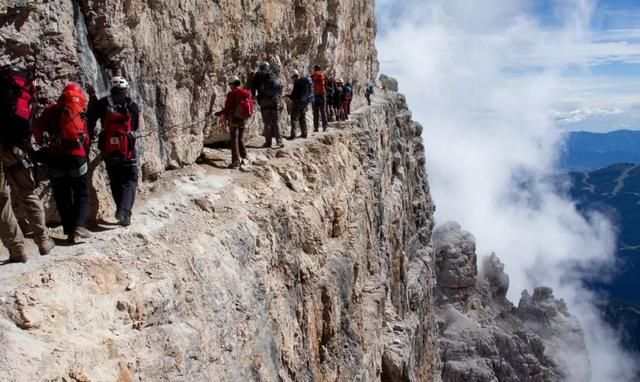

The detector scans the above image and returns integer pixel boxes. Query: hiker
[251,62,283,148]
[88,76,140,227]
[333,79,345,121]
[365,83,374,105]
[311,65,328,132]
[214,76,253,169]
[286,70,310,140]
[0,65,54,258]
[326,77,336,121]
[343,81,353,120]
[33,83,91,244]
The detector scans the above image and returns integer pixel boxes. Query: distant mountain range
[568,163,640,354]
[560,130,640,171]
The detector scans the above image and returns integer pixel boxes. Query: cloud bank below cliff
[377,0,638,380]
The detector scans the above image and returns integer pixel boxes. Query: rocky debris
[435,221,590,382]
[379,74,399,92]
[0,93,440,381]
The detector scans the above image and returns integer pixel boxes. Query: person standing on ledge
[88,76,140,227]
[311,64,328,132]
[215,76,253,169]
[251,62,283,148]
[287,70,310,140]
[0,65,54,256]
[33,83,92,244]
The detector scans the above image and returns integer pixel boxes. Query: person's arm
[250,72,260,98]
[128,100,141,132]
[87,97,105,140]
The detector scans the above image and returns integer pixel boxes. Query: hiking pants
[229,120,247,164]
[50,159,90,235]
[0,146,49,245]
[290,102,308,138]
[261,106,281,146]
[106,162,138,221]
[0,165,25,256]
[313,94,328,131]
[366,93,371,105]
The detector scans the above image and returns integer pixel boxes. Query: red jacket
[33,104,90,158]
[217,87,252,122]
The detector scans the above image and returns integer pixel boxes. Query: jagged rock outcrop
[0,0,378,176]
[0,93,440,382]
[435,222,590,382]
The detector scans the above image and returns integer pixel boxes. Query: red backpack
[56,84,87,143]
[101,95,135,160]
[233,89,254,120]
[0,66,37,143]
[312,72,326,95]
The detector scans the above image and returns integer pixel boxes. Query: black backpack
[258,71,282,98]
[0,66,37,144]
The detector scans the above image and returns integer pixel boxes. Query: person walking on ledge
[251,62,283,148]
[215,76,254,169]
[287,70,310,140]
[88,76,140,227]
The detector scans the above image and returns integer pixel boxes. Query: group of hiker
[217,63,371,169]
[0,66,139,263]
[0,60,373,263]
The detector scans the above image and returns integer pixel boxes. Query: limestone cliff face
[434,222,590,382]
[0,0,378,176]
[0,93,440,381]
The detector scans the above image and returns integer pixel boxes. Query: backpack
[366,85,374,95]
[304,76,314,103]
[233,89,254,120]
[312,72,326,94]
[0,66,37,143]
[56,87,88,144]
[258,71,281,99]
[101,95,135,160]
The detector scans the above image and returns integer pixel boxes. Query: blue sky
[377,0,640,132]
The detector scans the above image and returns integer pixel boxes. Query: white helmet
[111,76,129,89]
[291,69,300,78]
[228,75,241,85]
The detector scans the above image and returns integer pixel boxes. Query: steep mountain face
[568,163,640,354]
[0,93,442,381]
[0,0,378,176]
[434,222,590,382]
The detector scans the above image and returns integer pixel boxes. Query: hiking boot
[37,238,55,256]
[227,161,240,169]
[8,246,27,263]
[118,216,131,227]
[300,134,307,139]
[68,227,91,244]
[276,139,283,146]
[313,129,319,133]
[286,136,296,141]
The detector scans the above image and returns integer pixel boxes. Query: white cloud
[377,0,639,380]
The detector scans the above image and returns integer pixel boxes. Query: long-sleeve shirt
[217,87,252,122]
[87,89,140,141]
[288,78,309,104]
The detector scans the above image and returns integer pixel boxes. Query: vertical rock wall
[0,0,378,176]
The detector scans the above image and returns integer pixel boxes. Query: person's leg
[289,109,298,139]
[6,164,49,246]
[261,109,272,147]
[319,95,327,130]
[71,172,90,230]
[299,104,308,138]
[312,98,320,132]
[238,127,247,160]
[106,163,124,218]
[229,123,240,165]
[50,175,73,235]
[118,165,138,224]
[0,168,26,262]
